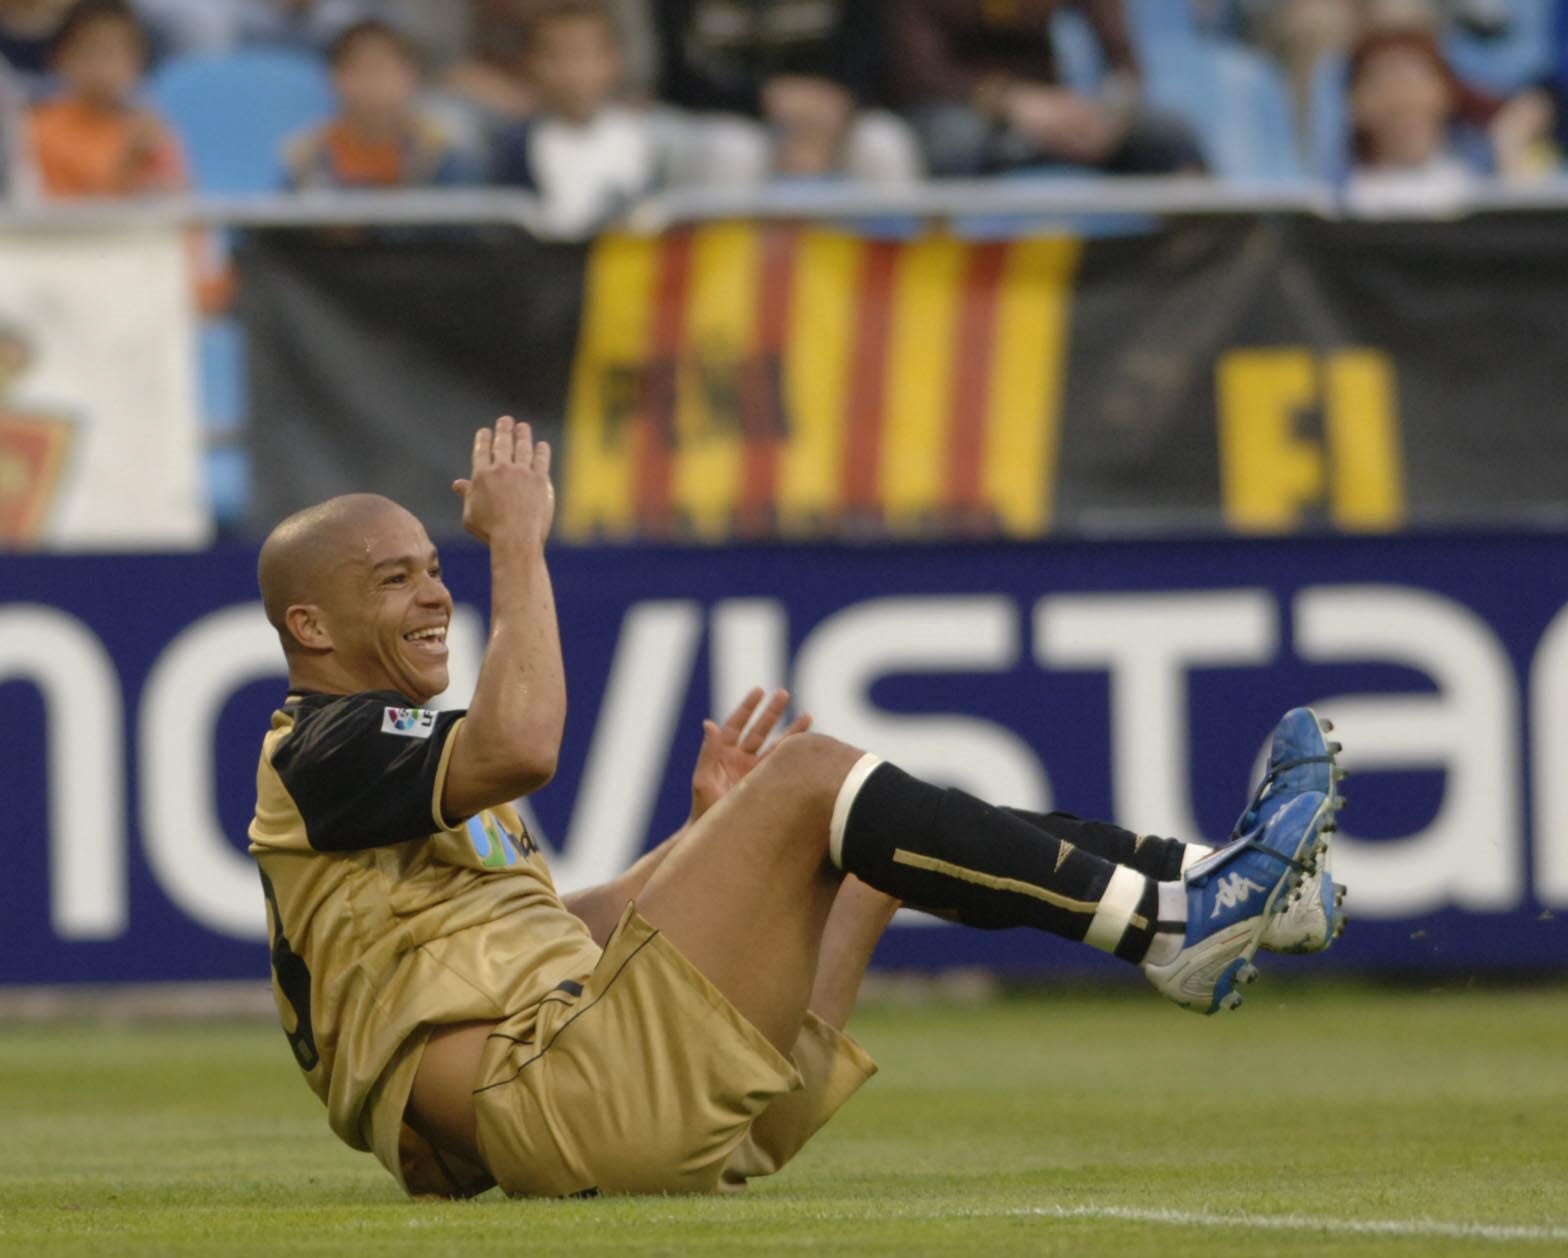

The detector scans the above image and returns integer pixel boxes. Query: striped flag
[562,223,1082,542]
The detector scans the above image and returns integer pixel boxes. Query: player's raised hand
[690,687,813,821]
[452,415,556,548]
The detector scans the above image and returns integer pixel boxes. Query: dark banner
[241,214,1568,541]
[240,230,584,531]
[4,532,1568,985]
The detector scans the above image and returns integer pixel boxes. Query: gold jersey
[247,690,601,1195]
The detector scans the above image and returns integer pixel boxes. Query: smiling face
[324,507,454,702]
[259,495,455,705]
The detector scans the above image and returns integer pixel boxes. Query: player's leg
[638,725,1183,1052]
[719,877,899,1189]
[634,733,865,1054]
[991,708,1347,954]
[639,725,1332,1034]
[828,746,1337,1012]
[807,876,901,1030]
[1003,811,1200,881]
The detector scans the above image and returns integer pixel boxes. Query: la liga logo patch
[381,706,437,739]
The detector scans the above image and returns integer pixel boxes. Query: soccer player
[249,415,1345,1199]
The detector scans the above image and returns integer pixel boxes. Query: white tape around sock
[1083,864,1148,954]
[828,752,884,869]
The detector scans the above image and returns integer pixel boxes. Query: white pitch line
[995,1205,1568,1245]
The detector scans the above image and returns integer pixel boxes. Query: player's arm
[440,417,566,823]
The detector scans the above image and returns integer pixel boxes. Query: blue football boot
[1264,865,1347,954]
[1144,790,1335,1014]
[1231,707,1342,844]
[1230,707,1348,955]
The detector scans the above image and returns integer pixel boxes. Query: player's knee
[754,733,862,817]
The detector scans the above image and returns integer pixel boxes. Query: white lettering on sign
[1294,585,1521,914]
[0,605,124,939]
[11,581,1564,945]
[1034,590,1277,841]
[140,605,283,938]
[1528,602,1568,907]
[795,596,1050,814]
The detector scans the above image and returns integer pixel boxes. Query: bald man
[249,416,1346,1200]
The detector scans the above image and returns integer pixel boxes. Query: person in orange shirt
[26,0,187,198]
[283,19,474,190]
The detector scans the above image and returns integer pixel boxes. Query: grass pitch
[1,983,1564,1257]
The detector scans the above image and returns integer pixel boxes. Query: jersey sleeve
[269,694,468,852]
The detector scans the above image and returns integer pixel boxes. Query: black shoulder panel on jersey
[270,691,464,852]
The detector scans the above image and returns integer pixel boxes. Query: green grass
[2,984,1566,1257]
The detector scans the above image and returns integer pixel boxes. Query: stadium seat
[1051,15,1298,182]
[149,51,330,529]
[1123,0,1200,52]
[205,444,252,533]
[149,49,332,194]
[1307,54,1351,181]
[1143,40,1300,181]
[1443,0,1553,97]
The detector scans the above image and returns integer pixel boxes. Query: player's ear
[285,604,334,653]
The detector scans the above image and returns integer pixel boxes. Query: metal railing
[1,175,1567,239]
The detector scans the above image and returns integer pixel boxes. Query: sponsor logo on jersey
[466,813,539,867]
[381,706,437,738]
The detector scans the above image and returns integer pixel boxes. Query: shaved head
[258,494,412,647]
[256,493,454,703]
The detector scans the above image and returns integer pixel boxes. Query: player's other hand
[690,687,812,821]
[452,416,556,548]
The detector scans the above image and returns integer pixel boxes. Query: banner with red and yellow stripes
[561,223,1082,542]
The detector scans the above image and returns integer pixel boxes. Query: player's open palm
[453,415,556,547]
[690,687,812,821]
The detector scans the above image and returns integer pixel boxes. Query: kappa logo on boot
[1209,871,1268,918]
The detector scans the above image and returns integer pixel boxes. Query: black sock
[1003,810,1195,883]
[830,759,1160,963]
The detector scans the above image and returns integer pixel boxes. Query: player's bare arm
[441,416,566,820]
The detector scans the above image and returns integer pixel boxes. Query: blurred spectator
[26,0,185,196]
[26,1,234,312]
[1345,25,1497,203]
[1491,0,1568,179]
[0,0,72,81]
[132,0,375,57]
[649,0,922,184]
[891,0,1206,177]
[1222,0,1511,161]
[282,19,474,189]
[439,0,536,126]
[493,0,655,235]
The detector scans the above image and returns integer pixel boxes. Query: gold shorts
[472,904,877,1197]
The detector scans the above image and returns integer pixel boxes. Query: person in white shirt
[491,0,654,239]
[1344,25,1496,212]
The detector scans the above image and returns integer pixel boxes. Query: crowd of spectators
[1,0,1567,231]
